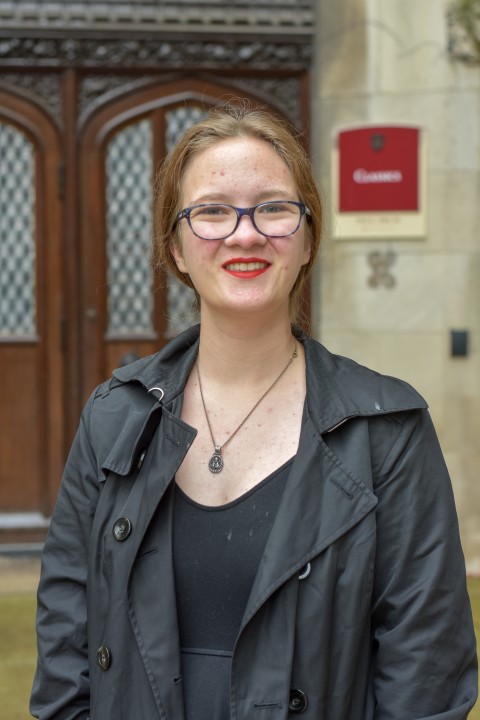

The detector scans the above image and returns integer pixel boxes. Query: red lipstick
[222,257,271,279]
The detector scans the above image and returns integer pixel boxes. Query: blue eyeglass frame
[174,200,311,240]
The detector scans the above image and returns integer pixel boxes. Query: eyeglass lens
[189,202,302,240]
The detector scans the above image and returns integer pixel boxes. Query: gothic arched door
[0,90,64,528]
[79,78,293,400]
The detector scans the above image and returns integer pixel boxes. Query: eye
[192,204,229,218]
[258,202,295,215]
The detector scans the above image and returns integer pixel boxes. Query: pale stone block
[443,448,480,573]
[319,330,445,407]
[428,172,480,252]
[463,395,480,445]
[369,92,480,172]
[442,252,480,331]
[444,351,480,405]
[377,0,458,91]
[376,0,480,94]
[444,395,480,469]
[315,0,372,96]
[315,0,480,101]
[446,58,480,94]
[320,249,445,332]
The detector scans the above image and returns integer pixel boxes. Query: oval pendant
[208,447,224,474]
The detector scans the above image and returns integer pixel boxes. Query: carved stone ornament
[77,73,303,129]
[234,77,303,126]
[367,250,397,289]
[0,37,312,70]
[0,1,313,37]
[0,72,63,127]
[77,75,159,124]
[447,0,480,65]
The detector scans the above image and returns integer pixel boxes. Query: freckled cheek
[274,238,306,271]
[188,245,219,275]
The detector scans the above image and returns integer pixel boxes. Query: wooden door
[80,78,286,399]
[0,74,307,531]
[0,91,64,530]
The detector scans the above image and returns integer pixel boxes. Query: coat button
[289,688,308,713]
[113,517,132,541]
[97,645,111,671]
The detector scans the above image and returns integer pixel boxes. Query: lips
[225,261,267,271]
[222,258,271,278]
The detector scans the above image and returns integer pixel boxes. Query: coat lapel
[125,407,196,719]
[241,409,378,631]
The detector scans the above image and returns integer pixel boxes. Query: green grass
[470,577,480,720]
[1,580,479,719]
[0,594,37,720]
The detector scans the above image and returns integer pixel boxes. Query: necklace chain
[195,341,298,474]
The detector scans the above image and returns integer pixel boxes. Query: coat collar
[111,325,200,403]
[302,332,428,433]
[111,324,428,435]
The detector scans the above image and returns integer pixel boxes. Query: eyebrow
[188,189,296,206]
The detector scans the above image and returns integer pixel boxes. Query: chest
[175,378,305,506]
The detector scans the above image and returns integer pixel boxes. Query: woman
[31,104,477,719]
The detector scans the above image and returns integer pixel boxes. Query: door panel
[0,120,41,511]
[0,93,63,522]
[80,81,231,398]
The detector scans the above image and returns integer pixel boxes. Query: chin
[219,292,289,318]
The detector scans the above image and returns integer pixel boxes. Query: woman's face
[171,136,311,322]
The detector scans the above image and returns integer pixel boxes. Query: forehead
[180,136,296,202]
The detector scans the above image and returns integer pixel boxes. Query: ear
[169,237,188,274]
[302,235,312,266]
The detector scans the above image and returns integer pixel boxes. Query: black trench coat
[31,326,478,719]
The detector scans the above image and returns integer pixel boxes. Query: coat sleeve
[370,408,478,719]
[30,392,100,720]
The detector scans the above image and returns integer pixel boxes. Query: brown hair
[153,102,322,327]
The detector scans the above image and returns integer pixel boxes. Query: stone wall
[311,0,480,571]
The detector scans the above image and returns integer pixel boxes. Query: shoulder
[301,335,428,432]
[89,324,201,413]
[77,327,200,473]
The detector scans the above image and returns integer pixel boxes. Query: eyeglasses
[174,200,310,241]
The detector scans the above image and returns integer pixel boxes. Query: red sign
[338,126,419,212]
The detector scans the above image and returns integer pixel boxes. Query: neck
[196,309,296,385]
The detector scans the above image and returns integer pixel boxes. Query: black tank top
[173,458,293,720]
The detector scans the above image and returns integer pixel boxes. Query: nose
[224,214,267,248]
